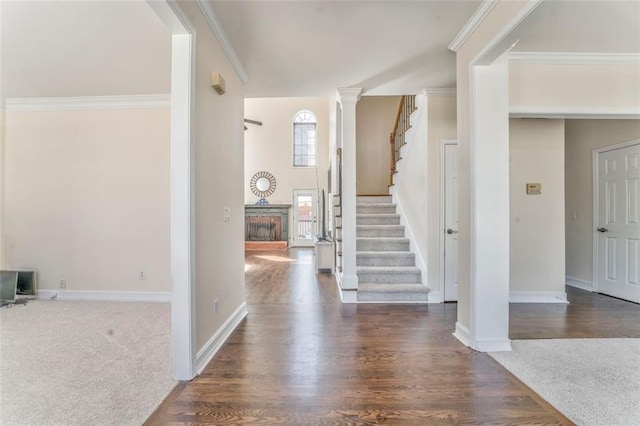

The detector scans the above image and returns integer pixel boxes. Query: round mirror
[256,177,270,192]
[250,171,276,198]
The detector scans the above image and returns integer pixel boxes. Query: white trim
[5,95,170,112]
[194,0,249,84]
[509,291,568,304]
[476,339,512,352]
[338,287,358,303]
[510,106,640,120]
[440,139,458,303]
[566,276,593,292]
[593,138,640,154]
[425,88,456,96]
[148,0,197,382]
[427,291,442,304]
[471,0,543,66]
[453,322,471,347]
[196,302,248,374]
[147,0,194,35]
[169,31,197,382]
[592,139,640,296]
[509,52,640,65]
[36,290,170,302]
[448,0,499,52]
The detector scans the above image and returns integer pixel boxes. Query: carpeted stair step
[357,251,415,266]
[357,237,410,251]
[356,203,397,214]
[356,266,421,283]
[357,283,429,302]
[356,225,405,238]
[357,195,392,204]
[356,214,400,225]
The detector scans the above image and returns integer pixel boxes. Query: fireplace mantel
[244,205,291,243]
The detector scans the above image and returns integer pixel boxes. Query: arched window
[293,110,317,167]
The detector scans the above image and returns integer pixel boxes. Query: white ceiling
[513,0,640,53]
[211,0,481,97]
[1,0,172,99]
[1,1,637,100]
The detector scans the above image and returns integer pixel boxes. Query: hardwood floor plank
[149,248,639,424]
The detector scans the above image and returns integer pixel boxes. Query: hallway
[147,248,639,424]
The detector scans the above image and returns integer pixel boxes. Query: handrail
[389,95,416,186]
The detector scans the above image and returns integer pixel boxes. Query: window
[293,110,317,167]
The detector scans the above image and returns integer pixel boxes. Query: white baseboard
[476,338,512,352]
[196,302,248,375]
[338,287,358,303]
[36,290,170,302]
[427,291,442,303]
[566,276,593,292]
[453,322,471,347]
[509,291,568,304]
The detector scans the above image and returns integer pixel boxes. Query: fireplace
[245,216,281,241]
[244,204,290,249]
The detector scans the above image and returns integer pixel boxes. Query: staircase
[356,195,429,302]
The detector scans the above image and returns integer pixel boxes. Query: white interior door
[444,143,459,302]
[293,189,317,247]
[596,142,640,303]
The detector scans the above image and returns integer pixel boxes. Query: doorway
[594,140,640,303]
[292,189,317,247]
[442,140,459,302]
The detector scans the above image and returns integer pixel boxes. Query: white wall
[426,95,457,295]
[0,109,5,268]
[565,119,640,285]
[510,63,640,111]
[356,96,400,195]
[244,97,329,244]
[509,118,566,295]
[3,108,171,292]
[393,94,429,278]
[177,0,247,352]
[455,0,529,330]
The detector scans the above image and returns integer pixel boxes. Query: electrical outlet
[59,279,66,289]
[213,299,219,316]
[139,271,145,280]
[224,207,231,222]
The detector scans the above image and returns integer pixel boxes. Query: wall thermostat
[526,183,541,195]
[211,72,226,95]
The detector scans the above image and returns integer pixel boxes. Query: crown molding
[472,0,543,66]
[510,106,640,119]
[336,87,363,104]
[448,0,499,52]
[425,88,457,96]
[509,52,640,65]
[5,94,171,112]
[195,0,249,84]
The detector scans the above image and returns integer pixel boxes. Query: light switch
[224,207,231,222]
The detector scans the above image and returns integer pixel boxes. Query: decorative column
[336,88,362,301]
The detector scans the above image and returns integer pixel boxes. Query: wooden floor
[147,248,640,425]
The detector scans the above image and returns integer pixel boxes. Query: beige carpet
[0,300,175,426]
[490,339,640,426]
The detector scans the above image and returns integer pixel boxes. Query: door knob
[597,227,608,233]
[446,228,458,235]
